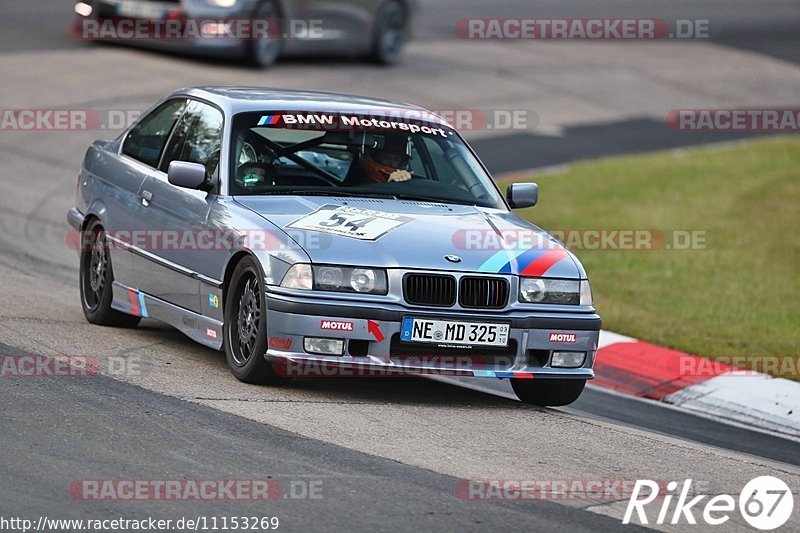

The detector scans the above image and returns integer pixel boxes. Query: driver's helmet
[236,163,268,189]
[361,136,410,183]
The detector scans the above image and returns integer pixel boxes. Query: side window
[122,99,186,168]
[159,100,224,177]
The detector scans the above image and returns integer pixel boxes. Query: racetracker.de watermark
[456,19,710,40]
[0,355,143,377]
[674,355,800,378]
[0,109,141,131]
[456,479,668,501]
[68,479,323,501]
[452,228,708,251]
[68,228,328,253]
[667,109,800,131]
[70,18,324,41]
[271,358,517,378]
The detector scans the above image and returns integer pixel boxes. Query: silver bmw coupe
[68,87,601,405]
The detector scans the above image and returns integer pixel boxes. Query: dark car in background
[73,0,413,67]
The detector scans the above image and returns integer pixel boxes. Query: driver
[360,136,413,183]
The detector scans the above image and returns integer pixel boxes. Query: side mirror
[506,182,538,209]
[168,161,208,190]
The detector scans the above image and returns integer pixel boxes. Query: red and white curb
[595,331,800,439]
[431,331,800,439]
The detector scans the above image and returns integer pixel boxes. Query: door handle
[141,189,153,206]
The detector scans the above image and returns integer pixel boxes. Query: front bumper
[67,207,85,231]
[264,291,600,380]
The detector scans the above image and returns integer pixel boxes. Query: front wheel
[223,256,285,384]
[368,1,408,65]
[79,220,141,328]
[511,379,586,406]
[245,1,282,68]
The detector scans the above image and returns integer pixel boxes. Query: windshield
[229,111,505,208]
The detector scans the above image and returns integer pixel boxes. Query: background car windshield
[230,112,505,208]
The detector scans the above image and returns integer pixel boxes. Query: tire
[368,1,408,65]
[511,379,586,407]
[245,1,282,68]
[79,220,141,328]
[223,256,285,384]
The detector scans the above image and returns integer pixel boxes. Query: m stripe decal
[478,249,527,273]
[519,249,569,277]
[137,291,148,318]
[128,289,148,318]
[129,289,139,316]
[257,115,281,126]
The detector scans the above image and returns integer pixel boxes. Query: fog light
[304,337,345,356]
[551,351,586,368]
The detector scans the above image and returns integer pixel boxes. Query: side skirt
[111,282,224,351]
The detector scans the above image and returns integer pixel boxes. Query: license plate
[117,0,165,19]
[401,318,509,347]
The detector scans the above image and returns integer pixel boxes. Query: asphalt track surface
[2,343,645,532]
[1,1,799,531]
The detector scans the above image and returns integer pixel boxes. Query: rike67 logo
[624,476,794,530]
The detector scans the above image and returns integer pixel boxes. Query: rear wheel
[246,1,282,68]
[223,256,285,384]
[79,220,141,328]
[369,1,408,65]
[511,379,586,406]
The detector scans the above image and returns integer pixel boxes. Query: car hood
[234,196,582,278]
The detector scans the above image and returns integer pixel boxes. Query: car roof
[170,86,450,126]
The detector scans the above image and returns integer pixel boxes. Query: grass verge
[513,135,799,378]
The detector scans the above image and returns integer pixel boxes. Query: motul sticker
[548,332,576,343]
[206,328,218,339]
[320,320,355,332]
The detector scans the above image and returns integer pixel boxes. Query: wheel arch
[222,250,263,310]
[82,198,109,230]
[81,212,100,230]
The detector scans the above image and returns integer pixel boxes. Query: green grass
[513,136,800,376]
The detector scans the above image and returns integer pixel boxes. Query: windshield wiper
[391,193,474,206]
[255,189,474,206]
[258,189,391,198]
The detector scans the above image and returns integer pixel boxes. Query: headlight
[350,268,378,293]
[519,278,592,305]
[280,264,388,295]
[316,266,344,290]
[74,2,93,16]
[207,0,238,7]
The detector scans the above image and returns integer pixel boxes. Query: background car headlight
[280,264,387,295]
[519,278,590,305]
[207,0,238,7]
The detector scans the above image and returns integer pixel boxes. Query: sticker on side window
[287,205,414,241]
